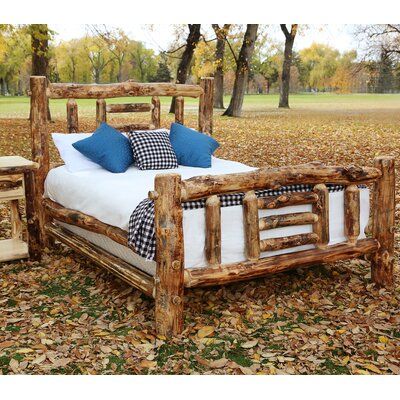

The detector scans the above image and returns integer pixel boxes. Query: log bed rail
[28,75,396,337]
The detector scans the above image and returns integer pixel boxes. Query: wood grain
[371,156,395,287]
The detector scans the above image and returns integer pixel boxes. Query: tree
[223,24,258,117]
[83,36,113,83]
[212,24,231,108]
[298,43,340,91]
[279,24,298,108]
[169,24,201,113]
[150,55,172,82]
[91,26,129,82]
[29,24,52,120]
[129,41,157,82]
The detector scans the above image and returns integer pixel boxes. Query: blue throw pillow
[72,122,134,173]
[169,123,219,168]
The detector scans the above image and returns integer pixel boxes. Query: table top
[0,156,38,175]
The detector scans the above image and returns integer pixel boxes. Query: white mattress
[44,157,370,273]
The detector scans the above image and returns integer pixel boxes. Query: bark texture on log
[344,185,360,244]
[45,223,154,297]
[66,99,78,133]
[223,24,258,117]
[24,169,41,260]
[115,123,155,132]
[96,99,107,127]
[258,191,318,210]
[260,233,319,252]
[198,77,214,134]
[10,200,22,239]
[181,164,382,201]
[30,76,50,255]
[243,191,260,260]
[205,195,221,265]
[175,96,184,125]
[48,81,203,99]
[184,239,379,287]
[312,184,330,248]
[259,212,318,231]
[151,96,161,129]
[154,174,185,336]
[371,156,395,287]
[106,103,153,113]
[43,199,128,247]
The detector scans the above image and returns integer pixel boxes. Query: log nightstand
[0,156,39,262]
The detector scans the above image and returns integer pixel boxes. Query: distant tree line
[1,24,400,118]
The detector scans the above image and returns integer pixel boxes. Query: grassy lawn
[1,93,400,119]
[0,95,399,375]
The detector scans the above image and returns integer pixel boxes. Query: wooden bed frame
[28,75,396,337]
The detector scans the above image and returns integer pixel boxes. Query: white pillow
[52,133,102,173]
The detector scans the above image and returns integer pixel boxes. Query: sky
[50,24,359,55]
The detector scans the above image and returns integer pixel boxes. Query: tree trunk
[212,24,230,109]
[30,24,52,121]
[169,24,201,113]
[223,24,258,117]
[0,78,6,96]
[279,24,298,109]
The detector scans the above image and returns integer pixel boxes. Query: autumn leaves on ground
[0,100,399,375]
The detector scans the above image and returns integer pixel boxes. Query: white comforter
[45,157,369,269]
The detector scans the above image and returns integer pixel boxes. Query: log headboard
[29,75,214,246]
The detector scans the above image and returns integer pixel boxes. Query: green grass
[2,93,400,119]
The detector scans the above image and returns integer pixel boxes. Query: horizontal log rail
[184,238,379,287]
[43,199,128,247]
[106,103,153,113]
[47,81,203,99]
[180,164,381,201]
[115,123,155,132]
[259,212,318,230]
[45,222,154,297]
[258,191,318,209]
[259,233,319,252]
[0,176,23,191]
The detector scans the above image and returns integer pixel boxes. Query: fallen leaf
[379,336,389,344]
[209,358,228,369]
[364,364,382,374]
[0,341,15,350]
[16,348,34,354]
[9,359,19,373]
[241,339,258,349]
[139,360,157,369]
[197,326,215,339]
[31,354,46,365]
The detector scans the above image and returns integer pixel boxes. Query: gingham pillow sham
[128,129,178,170]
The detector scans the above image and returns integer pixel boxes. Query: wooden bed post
[151,96,161,129]
[154,174,185,336]
[175,96,184,125]
[30,76,50,257]
[371,156,395,287]
[66,99,78,133]
[96,99,107,127]
[198,77,214,135]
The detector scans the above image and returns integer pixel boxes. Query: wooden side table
[0,156,38,262]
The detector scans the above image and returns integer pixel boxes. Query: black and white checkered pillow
[128,129,178,170]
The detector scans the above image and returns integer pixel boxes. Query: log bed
[28,75,396,337]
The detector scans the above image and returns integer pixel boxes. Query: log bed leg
[30,76,50,258]
[371,156,395,287]
[154,174,185,336]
